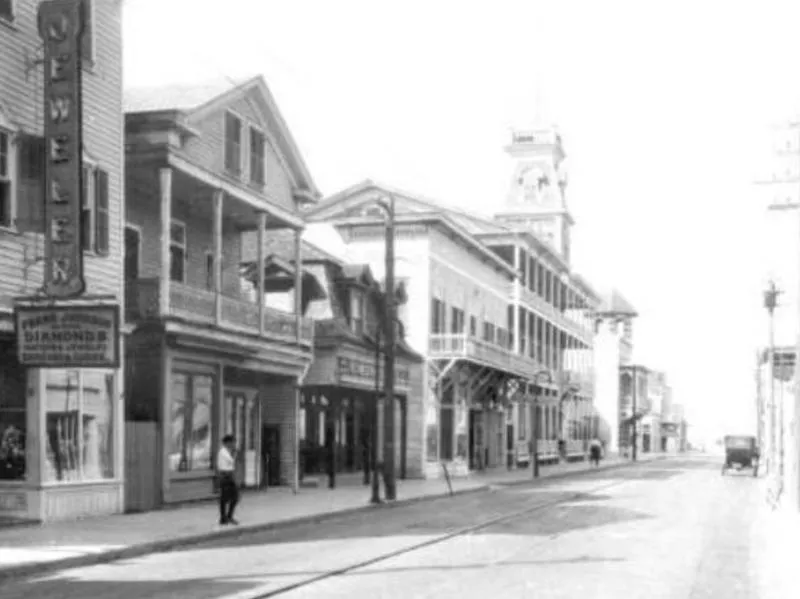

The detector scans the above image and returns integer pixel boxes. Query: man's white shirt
[217,446,235,472]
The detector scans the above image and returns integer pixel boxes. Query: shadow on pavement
[0,576,258,599]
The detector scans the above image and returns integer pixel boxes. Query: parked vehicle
[721,435,759,477]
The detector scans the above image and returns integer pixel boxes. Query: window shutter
[94,168,109,255]
[80,0,93,63]
[15,134,45,233]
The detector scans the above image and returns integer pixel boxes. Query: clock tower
[494,126,574,263]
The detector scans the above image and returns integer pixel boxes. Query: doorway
[224,388,260,488]
[262,425,281,487]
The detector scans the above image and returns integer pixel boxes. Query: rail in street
[0,455,781,599]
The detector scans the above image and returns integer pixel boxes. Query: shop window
[43,369,115,483]
[0,345,26,481]
[168,371,213,473]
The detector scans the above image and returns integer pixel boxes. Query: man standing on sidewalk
[217,435,240,525]
[589,437,602,468]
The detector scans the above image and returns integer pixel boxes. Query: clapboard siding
[0,0,124,304]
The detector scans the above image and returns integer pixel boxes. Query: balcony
[126,278,314,345]
[428,333,542,379]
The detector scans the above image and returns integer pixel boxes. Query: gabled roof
[124,75,320,201]
[306,180,516,279]
[596,288,638,318]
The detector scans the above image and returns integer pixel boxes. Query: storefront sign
[336,356,410,389]
[16,305,120,368]
[39,0,86,298]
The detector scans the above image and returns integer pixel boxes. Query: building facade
[303,126,601,477]
[122,76,320,510]
[241,231,424,486]
[0,0,126,521]
[592,290,637,455]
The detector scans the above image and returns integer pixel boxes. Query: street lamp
[532,370,553,478]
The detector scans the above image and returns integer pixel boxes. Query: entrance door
[124,226,140,281]
[224,389,260,488]
[262,425,281,487]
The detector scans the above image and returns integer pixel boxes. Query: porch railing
[126,278,314,345]
[429,333,540,378]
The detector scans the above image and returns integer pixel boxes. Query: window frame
[169,370,214,475]
[223,110,244,177]
[0,0,14,24]
[349,288,365,335]
[248,125,266,186]
[124,224,142,281]
[169,218,187,284]
[41,368,117,485]
[0,127,15,230]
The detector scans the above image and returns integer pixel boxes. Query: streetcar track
[230,476,632,599]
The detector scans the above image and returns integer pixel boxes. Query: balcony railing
[126,278,313,345]
[518,285,591,340]
[429,333,543,379]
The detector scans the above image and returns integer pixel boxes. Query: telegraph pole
[382,194,397,501]
[756,120,800,511]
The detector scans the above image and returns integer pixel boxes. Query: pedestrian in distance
[217,434,240,525]
[589,437,602,468]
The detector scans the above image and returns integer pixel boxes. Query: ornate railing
[126,279,313,345]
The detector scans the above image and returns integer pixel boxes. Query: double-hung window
[169,220,187,283]
[224,112,242,176]
[350,290,364,335]
[249,127,266,186]
[0,129,13,229]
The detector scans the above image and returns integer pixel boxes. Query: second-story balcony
[428,333,544,380]
[126,279,314,346]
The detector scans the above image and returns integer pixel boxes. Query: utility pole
[764,281,781,477]
[382,194,397,501]
[756,120,800,511]
[631,368,638,462]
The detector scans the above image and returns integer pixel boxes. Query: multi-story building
[122,76,320,510]
[593,289,637,455]
[304,126,601,477]
[0,0,126,521]
[618,364,651,456]
[241,231,424,485]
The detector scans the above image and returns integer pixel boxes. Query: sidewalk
[0,452,664,582]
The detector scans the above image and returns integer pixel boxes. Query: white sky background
[123,0,800,441]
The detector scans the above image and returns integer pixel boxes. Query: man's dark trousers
[219,472,239,523]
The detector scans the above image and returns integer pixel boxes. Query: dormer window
[224,112,242,176]
[349,289,364,335]
[249,127,266,186]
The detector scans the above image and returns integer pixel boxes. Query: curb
[496,455,669,488]
[0,484,491,584]
[0,454,670,584]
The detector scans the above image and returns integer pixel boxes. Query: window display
[169,371,213,473]
[44,369,115,483]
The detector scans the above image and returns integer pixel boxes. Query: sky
[122,0,800,441]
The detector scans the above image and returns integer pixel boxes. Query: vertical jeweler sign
[38,0,85,298]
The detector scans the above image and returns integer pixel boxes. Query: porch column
[533,313,539,365]
[294,228,303,341]
[212,189,224,325]
[158,167,172,315]
[257,212,267,336]
[400,396,407,479]
[513,246,521,354]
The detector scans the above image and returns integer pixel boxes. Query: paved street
[0,456,776,598]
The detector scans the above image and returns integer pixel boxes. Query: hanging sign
[16,304,120,368]
[38,0,86,298]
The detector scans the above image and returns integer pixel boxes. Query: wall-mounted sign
[16,305,120,368]
[336,356,410,390]
[38,0,86,298]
